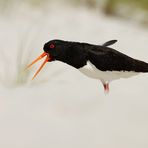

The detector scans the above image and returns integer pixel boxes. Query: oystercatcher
[27,39,148,93]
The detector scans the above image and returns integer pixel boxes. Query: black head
[27,39,88,79]
[43,39,68,62]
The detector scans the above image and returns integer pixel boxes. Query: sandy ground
[0,3,148,148]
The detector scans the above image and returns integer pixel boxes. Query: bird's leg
[103,83,109,94]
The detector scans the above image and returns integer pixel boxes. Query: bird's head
[43,40,68,61]
[27,40,69,79]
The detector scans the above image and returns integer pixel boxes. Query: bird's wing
[88,46,148,72]
[102,40,117,47]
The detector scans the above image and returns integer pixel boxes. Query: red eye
[50,44,55,49]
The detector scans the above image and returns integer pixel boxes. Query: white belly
[79,61,139,83]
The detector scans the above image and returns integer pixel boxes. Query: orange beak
[27,52,50,80]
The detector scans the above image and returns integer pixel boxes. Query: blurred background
[0,0,148,148]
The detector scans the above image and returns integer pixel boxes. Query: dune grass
[104,0,148,14]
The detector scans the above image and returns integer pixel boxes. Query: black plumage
[43,39,148,72]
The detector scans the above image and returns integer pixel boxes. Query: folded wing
[88,46,148,72]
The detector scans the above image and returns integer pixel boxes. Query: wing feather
[88,46,148,72]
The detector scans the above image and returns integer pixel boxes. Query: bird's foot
[103,83,109,94]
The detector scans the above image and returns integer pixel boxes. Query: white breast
[79,61,139,83]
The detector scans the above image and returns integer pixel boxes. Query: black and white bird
[27,39,148,93]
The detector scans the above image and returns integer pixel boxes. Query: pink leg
[103,83,109,94]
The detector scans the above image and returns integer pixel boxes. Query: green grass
[104,0,148,15]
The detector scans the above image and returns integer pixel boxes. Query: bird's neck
[60,43,90,69]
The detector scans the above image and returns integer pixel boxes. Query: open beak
[27,52,50,80]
